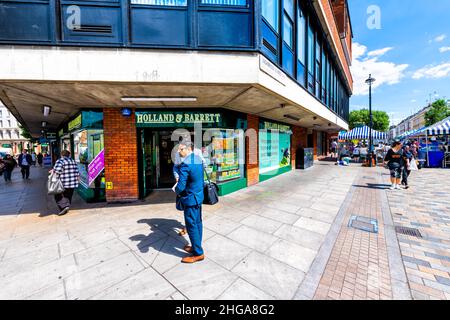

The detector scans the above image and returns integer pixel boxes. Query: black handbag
[203,168,219,205]
[176,195,184,211]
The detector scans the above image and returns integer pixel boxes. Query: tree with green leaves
[424,99,450,126]
[349,109,390,132]
[18,124,33,140]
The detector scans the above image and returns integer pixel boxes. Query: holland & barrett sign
[136,111,222,128]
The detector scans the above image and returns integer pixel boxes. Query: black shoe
[58,207,70,216]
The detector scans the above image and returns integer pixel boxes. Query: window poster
[259,123,291,174]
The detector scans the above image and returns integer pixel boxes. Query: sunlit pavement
[0,164,448,300]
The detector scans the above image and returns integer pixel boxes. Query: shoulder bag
[203,168,219,205]
[48,171,65,195]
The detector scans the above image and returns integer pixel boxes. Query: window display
[203,129,245,184]
[259,121,292,175]
[73,129,104,189]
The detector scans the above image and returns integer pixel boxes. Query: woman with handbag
[49,150,79,216]
[2,154,17,182]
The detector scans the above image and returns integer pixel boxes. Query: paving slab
[227,225,278,253]
[203,234,252,271]
[232,251,305,300]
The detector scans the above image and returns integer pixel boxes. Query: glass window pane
[262,0,279,32]
[201,0,247,5]
[130,0,187,5]
[307,22,314,75]
[283,15,293,48]
[297,7,306,64]
[284,0,294,19]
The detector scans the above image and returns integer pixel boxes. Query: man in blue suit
[175,141,205,263]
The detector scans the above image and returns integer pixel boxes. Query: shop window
[73,129,105,190]
[262,0,279,32]
[203,128,245,185]
[259,126,291,175]
[130,0,187,5]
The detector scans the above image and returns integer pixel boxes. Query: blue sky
[348,0,450,126]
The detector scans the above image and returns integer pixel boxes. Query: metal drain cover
[395,226,422,238]
[348,215,378,233]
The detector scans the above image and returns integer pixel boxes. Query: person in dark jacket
[175,141,205,264]
[384,141,404,190]
[37,153,44,167]
[18,149,33,179]
[401,145,413,189]
[2,154,17,182]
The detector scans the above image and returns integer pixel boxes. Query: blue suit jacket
[175,153,204,207]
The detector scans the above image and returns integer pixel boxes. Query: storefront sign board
[136,111,222,128]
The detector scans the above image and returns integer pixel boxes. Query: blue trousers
[184,205,203,256]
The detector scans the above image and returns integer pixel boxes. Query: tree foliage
[424,99,450,127]
[18,124,33,140]
[349,109,390,132]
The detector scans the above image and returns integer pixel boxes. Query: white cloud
[434,34,447,42]
[351,43,409,96]
[367,47,393,57]
[410,99,417,103]
[412,62,450,79]
[440,47,450,53]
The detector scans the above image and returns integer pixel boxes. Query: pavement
[0,163,449,300]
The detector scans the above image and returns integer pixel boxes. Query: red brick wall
[103,108,139,202]
[246,114,259,186]
[291,126,307,169]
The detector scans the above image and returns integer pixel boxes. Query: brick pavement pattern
[386,168,450,300]
[313,170,393,300]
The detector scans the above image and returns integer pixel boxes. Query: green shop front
[58,111,106,202]
[135,109,248,198]
[258,119,292,182]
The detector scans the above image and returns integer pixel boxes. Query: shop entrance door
[156,131,176,188]
[139,129,155,198]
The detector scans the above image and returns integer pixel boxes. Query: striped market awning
[338,126,387,140]
[426,117,450,136]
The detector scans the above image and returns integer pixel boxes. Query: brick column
[246,114,259,186]
[103,108,139,202]
[313,130,318,160]
[291,126,307,169]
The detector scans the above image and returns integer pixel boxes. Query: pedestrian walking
[384,141,404,190]
[331,140,338,158]
[18,149,32,179]
[2,154,17,182]
[31,152,37,166]
[174,141,205,264]
[37,153,43,167]
[401,145,413,189]
[50,150,79,216]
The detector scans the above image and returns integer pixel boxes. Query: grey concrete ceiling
[0,81,342,137]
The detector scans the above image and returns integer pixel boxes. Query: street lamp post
[365,74,376,167]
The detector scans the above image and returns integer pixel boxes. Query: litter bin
[296,147,314,169]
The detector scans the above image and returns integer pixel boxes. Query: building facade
[0,0,353,202]
[0,103,29,155]
[394,105,431,138]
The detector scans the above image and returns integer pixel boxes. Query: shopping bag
[203,168,219,205]
[47,172,65,195]
[409,159,418,171]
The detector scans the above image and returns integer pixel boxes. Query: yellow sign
[68,114,82,131]
[106,182,113,190]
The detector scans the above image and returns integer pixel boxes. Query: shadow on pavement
[129,218,189,258]
[352,183,391,190]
